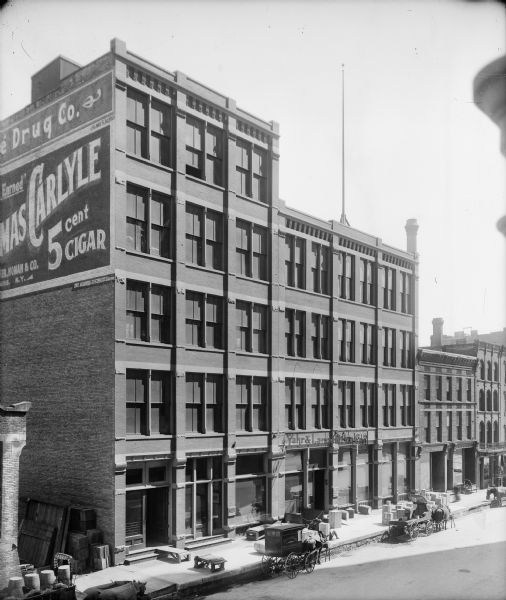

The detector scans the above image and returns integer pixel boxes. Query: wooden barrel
[40,570,57,589]
[24,573,40,591]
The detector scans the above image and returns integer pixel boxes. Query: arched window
[479,390,485,411]
[480,361,485,380]
[493,421,499,442]
[479,422,485,443]
[494,362,499,381]
[487,421,492,443]
[486,390,492,411]
[487,361,492,381]
[493,390,498,412]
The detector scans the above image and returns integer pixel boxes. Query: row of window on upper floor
[423,374,473,403]
[126,279,415,367]
[126,183,414,312]
[423,410,474,443]
[478,359,504,383]
[125,368,414,437]
[478,420,501,444]
[126,87,269,202]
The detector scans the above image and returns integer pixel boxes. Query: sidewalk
[74,490,491,599]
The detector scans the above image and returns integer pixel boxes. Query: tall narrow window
[436,376,442,401]
[446,377,452,401]
[185,116,204,178]
[150,192,171,257]
[126,185,147,253]
[206,296,223,349]
[252,225,268,280]
[360,382,376,427]
[186,374,202,433]
[383,328,396,367]
[236,301,250,352]
[252,147,267,203]
[205,375,222,434]
[311,243,329,294]
[186,292,203,346]
[479,389,485,411]
[205,210,223,270]
[424,412,431,443]
[236,376,268,431]
[186,204,203,265]
[151,285,170,343]
[206,125,223,186]
[456,412,462,440]
[150,99,171,166]
[126,281,147,341]
[360,259,375,305]
[285,309,305,357]
[467,379,472,402]
[436,411,442,442]
[150,372,171,434]
[382,266,396,310]
[126,371,147,435]
[400,272,412,314]
[457,378,463,402]
[311,314,329,359]
[424,374,431,401]
[127,88,148,158]
[338,253,355,300]
[285,378,305,430]
[252,305,268,354]
[447,412,452,441]
[382,384,396,427]
[338,319,355,362]
[236,139,251,196]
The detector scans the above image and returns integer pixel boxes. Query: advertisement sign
[0,72,113,166]
[0,128,110,291]
[279,430,369,450]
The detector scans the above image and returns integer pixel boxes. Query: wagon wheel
[262,555,274,576]
[304,549,318,574]
[408,524,419,540]
[284,552,299,579]
[274,556,285,576]
[424,521,434,536]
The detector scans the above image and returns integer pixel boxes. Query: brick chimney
[431,318,444,347]
[31,56,80,103]
[405,218,419,254]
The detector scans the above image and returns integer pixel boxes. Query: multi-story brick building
[428,319,505,488]
[417,347,478,492]
[0,39,420,563]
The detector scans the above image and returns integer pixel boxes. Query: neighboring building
[429,319,505,488]
[417,348,477,492]
[0,39,419,563]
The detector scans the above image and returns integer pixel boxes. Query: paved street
[203,509,506,600]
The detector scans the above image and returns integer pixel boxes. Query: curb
[150,500,492,599]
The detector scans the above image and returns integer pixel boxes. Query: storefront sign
[280,430,369,450]
[0,72,113,165]
[0,128,110,291]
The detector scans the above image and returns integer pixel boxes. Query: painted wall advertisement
[0,72,113,166]
[0,127,110,291]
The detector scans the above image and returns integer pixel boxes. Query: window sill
[235,192,270,208]
[236,430,270,436]
[122,339,173,349]
[284,355,331,363]
[236,351,270,358]
[185,432,225,438]
[186,262,225,276]
[125,249,174,264]
[183,172,226,192]
[185,346,225,353]
[285,286,330,299]
[125,434,173,440]
[126,152,174,174]
[235,274,270,286]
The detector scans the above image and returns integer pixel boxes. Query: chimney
[431,317,444,347]
[405,218,419,254]
[31,56,80,103]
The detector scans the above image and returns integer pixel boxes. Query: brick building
[417,348,478,492]
[0,39,419,563]
[428,319,506,488]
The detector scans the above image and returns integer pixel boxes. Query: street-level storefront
[421,443,477,492]
[184,456,224,538]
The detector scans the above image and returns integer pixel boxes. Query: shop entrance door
[126,488,169,549]
[431,452,446,491]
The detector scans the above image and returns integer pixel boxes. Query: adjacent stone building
[0,39,420,563]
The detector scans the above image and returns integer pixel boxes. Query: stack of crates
[67,508,106,572]
[382,502,394,525]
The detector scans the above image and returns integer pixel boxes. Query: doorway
[185,456,223,539]
[125,487,169,549]
[431,452,446,491]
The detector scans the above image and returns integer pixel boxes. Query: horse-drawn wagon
[383,494,434,542]
[261,523,324,579]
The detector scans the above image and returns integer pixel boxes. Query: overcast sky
[1,0,504,345]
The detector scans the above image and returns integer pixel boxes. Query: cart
[383,494,434,542]
[261,523,321,579]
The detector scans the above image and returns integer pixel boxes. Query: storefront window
[285,473,303,513]
[356,449,370,502]
[234,454,266,525]
[308,449,327,510]
[396,444,409,494]
[185,456,222,537]
[337,448,352,506]
[381,444,393,498]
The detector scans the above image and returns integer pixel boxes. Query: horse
[431,505,454,531]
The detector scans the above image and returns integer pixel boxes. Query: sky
[0,0,505,345]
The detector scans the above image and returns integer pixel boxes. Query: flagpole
[340,63,349,226]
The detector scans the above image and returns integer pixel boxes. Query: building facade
[429,319,506,489]
[417,348,477,492]
[0,39,420,563]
